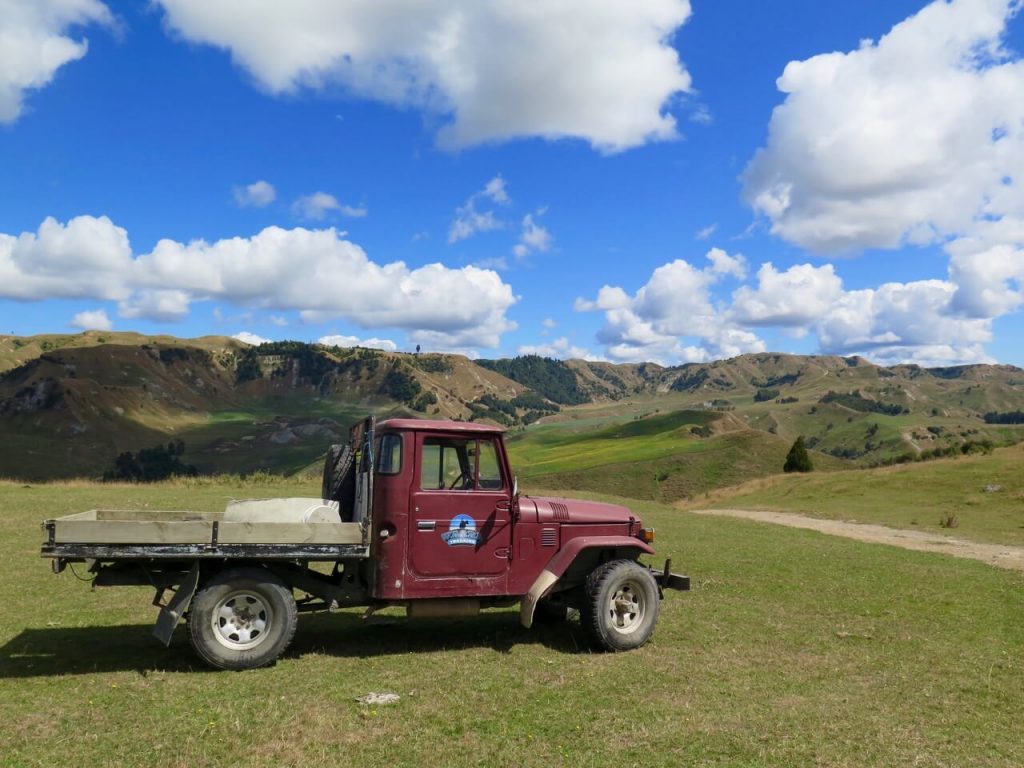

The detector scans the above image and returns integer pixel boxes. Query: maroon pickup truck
[43,416,689,670]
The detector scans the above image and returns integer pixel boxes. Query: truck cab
[367,418,684,610]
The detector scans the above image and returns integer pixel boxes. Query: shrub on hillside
[783,436,814,473]
[104,440,197,482]
[411,391,438,412]
[983,410,1024,424]
[380,365,422,404]
[235,351,262,383]
[819,390,909,415]
[476,355,589,405]
[411,355,453,375]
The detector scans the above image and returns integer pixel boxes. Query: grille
[550,502,570,521]
[540,527,557,547]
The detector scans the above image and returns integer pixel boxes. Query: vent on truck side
[550,502,569,521]
[540,527,557,547]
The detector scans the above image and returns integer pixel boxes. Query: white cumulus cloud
[731,263,842,327]
[292,192,367,220]
[744,0,1024,254]
[155,0,693,152]
[449,176,509,243]
[233,180,276,207]
[233,331,271,345]
[118,289,193,322]
[0,216,517,350]
[816,280,994,365]
[577,249,762,364]
[695,224,717,241]
[0,0,113,122]
[0,215,132,300]
[318,334,397,352]
[738,0,1024,364]
[513,212,553,259]
[69,308,112,331]
[518,337,598,361]
[706,247,747,280]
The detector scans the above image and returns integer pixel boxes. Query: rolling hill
[1,333,1023,481]
[0,333,531,479]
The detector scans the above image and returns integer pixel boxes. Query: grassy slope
[509,409,846,503]
[638,355,1024,465]
[1,480,1022,767]
[4,336,1024,483]
[689,442,1024,546]
[0,334,533,479]
[0,331,242,373]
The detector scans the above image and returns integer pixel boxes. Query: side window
[376,434,402,475]
[420,438,473,490]
[477,440,504,490]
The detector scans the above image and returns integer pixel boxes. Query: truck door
[409,434,512,580]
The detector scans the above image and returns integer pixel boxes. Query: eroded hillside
[1,334,1023,480]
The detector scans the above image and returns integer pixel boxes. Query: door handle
[496,498,518,522]
[417,521,436,531]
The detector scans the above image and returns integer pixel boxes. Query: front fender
[519,536,654,629]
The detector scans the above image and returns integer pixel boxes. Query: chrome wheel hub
[211,591,273,650]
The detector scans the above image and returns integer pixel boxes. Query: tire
[580,559,659,652]
[187,567,298,671]
[321,444,355,506]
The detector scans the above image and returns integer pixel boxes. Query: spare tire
[321,444,355,508]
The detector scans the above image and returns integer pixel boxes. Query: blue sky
[1,0,1023,367]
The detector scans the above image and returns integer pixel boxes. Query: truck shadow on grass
[0,612,587,678]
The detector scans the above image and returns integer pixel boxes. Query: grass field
[691,442,1024,547]
[2,479,1023,766]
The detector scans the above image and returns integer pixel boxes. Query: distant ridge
[0,333,1021,480]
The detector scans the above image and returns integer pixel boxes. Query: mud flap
[153,562,200,647]
[520,569,559,629]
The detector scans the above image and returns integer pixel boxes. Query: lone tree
[783,436,814,473]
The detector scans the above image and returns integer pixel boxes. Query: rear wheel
[187,568,297,670]
[581,559,659,651]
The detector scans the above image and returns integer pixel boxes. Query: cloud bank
[155,0,693,152]
[0,215,517,350]
[0,0,113,122]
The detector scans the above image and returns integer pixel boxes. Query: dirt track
[687,508,1024,572]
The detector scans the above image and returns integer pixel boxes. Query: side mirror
[513,475,519,498]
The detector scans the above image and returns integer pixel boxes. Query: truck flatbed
[42,505,368,563]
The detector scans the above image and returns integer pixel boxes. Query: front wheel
[581,560,659,651]
[187,567,298,670]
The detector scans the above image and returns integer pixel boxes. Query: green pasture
[1,479,1022,766]
[693,442,1024,547]
[508,410,718,475]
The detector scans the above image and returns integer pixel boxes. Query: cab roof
[377,418,505,434]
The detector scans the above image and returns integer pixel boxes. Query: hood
[529,496,636,525]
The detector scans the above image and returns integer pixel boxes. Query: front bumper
[652,558,690,592]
